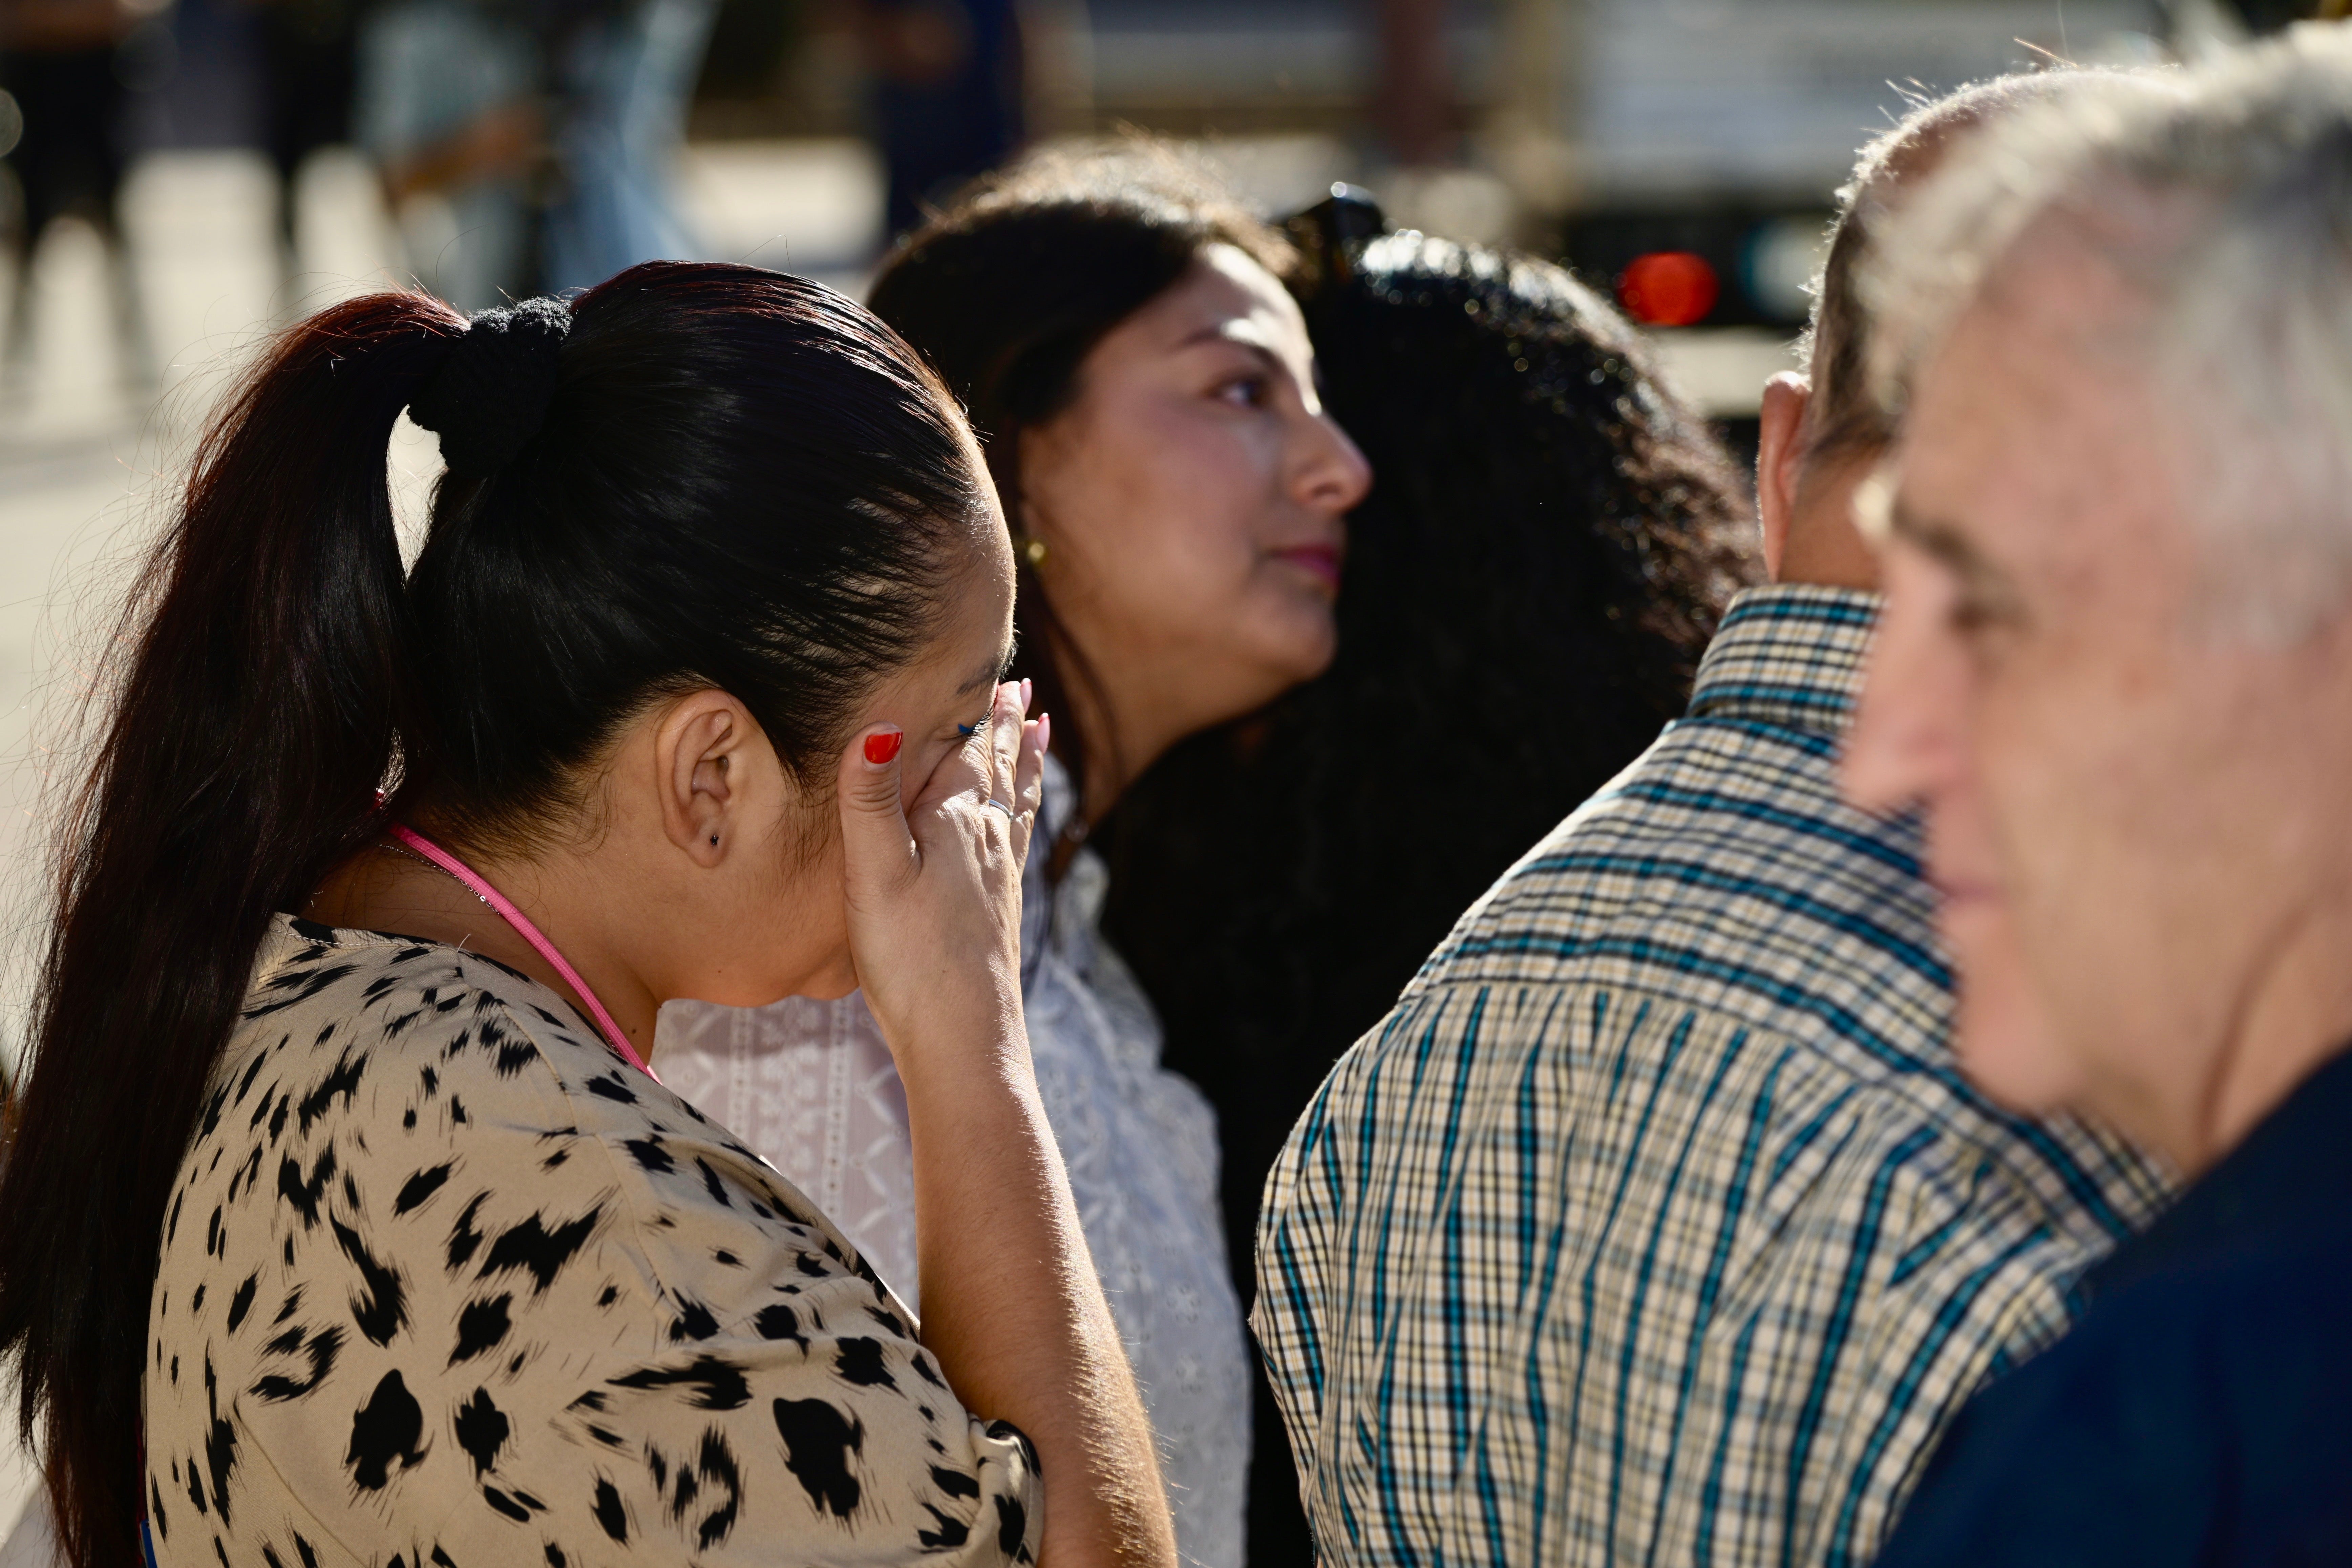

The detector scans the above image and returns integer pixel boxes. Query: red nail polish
[864,730,903,765]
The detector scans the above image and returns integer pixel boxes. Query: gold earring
[1015,533,1048,569]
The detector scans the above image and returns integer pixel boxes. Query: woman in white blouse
[659,145,1370,1568]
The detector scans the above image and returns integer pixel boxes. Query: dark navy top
[1873,1043,2352,1567]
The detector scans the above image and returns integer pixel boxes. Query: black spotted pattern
[143,915,1040,1568]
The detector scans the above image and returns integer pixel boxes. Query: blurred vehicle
[1538,0,2173,339]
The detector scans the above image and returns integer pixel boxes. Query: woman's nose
[1292,409,1373,518]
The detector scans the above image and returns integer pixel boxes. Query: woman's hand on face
[836,680,1047,1060]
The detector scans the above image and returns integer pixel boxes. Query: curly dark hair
[1100,223,1757,1440]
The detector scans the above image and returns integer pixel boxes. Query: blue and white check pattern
[1253,584,2173,1568]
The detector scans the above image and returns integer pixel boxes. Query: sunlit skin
[1843,219,2352,1174]
[1751,101,1970,596]
[1018,240,1372,815]
[1754,372,1883,592]
[305,526,1021,1062]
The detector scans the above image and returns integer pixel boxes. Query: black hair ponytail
[0,262,990,1568]
[0,290,462,1568]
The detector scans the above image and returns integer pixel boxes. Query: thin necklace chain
[379,838,492,908]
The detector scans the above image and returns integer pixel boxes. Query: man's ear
[1757,372,1812,583]
[656,691,752,868]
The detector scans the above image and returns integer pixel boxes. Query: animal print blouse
[144,914,1041,1568]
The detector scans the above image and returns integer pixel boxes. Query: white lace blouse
[657,758,1252,1568]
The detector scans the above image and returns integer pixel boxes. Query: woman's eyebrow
[1175,321,1281,363]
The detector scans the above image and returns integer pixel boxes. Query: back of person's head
[0,262,990,1568]
[1868,29,2351,638]
[867,141,1300,798]
[1101,218,1751,1326]
[1804,67,2155,470]
[1296,226,1747,725]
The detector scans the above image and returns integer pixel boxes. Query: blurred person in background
[850,0,1020,239]
[1252,70,2175,1568]
[1850,32,2352,1567]
[535,0,713,292]
[1100,190,1751,1568]
[253,0,359,284]
[353,0,538,309]
[657,144,1372,1568]
[0,0,152,390]
[355,0,710,309]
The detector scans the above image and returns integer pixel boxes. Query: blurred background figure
[538,0,718,290]
[1374,0,1450,163]
[353,0,717,309]
[252,0,357,283]
[351,0,538,309]
[0,0,152,392]
[851,0,1021,236]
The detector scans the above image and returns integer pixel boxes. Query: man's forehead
[1889,246,2187,602]
[1908,236,2148,468]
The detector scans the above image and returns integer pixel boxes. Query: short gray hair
[1802,69,2146,467]
[1864,28,2352,638]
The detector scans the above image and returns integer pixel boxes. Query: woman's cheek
[1125,490,1257,624]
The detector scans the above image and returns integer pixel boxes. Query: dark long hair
[0,261,988,1568]
[1101,220,1756,1319]
[866,142,1295,814]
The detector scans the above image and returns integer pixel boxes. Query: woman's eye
[1217,376,1269,408]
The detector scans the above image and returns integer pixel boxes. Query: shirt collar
[1683,583,1883,738]
[2089,1042,2352,1301]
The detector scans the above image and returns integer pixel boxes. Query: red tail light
[1618,252,1720,327]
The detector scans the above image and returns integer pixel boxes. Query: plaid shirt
[1254,584,2173,1568]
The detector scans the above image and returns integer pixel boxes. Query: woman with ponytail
[0,262,1173,1568]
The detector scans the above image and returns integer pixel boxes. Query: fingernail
[1036,712,1051,752]
[864,729,903,765]
[1020,677,1033,709]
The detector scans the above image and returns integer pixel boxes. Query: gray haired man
[1847,27,2352,1565]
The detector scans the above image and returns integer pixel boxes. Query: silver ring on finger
[984,797,1018,820]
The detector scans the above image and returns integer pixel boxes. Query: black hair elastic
[407,297,573,474]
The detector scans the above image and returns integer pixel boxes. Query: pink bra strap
[389,823,660,1083]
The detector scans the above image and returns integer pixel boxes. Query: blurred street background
[0,0,2319,1537]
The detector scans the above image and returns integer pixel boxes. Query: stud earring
[1014,533,1048,568]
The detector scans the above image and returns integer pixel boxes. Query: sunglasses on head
[1284,185,1388,292]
